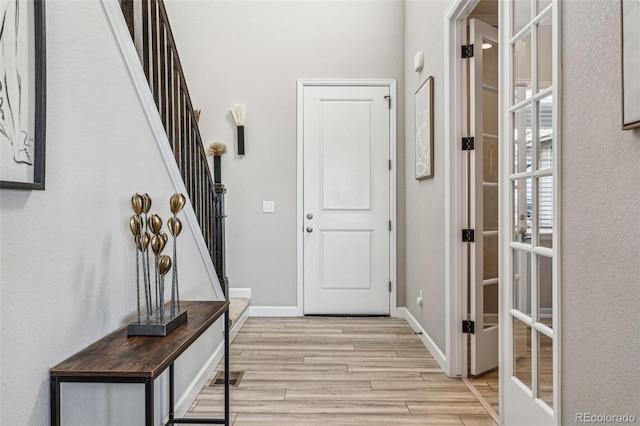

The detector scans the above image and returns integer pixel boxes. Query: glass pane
[514,0,532,35]
[484,186,499,231]
[483,138,499,183]
[484,283,499,329]
[513,106,532,173]
[514,33,532,104]
[537,0,551,14]
[483,90,499,137]
[513,249,532,315]
[538,95,553,170]
[483,39,498,88]
[537,14,553,92]
[538,332,553,407]
[538,176,553,244]
[537,254,553,328]
[513,178,532,242]
[484,234,499,279]
[513,317,532,389]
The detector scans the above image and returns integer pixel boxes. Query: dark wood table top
[50,301,229,378]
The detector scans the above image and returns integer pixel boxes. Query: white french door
[500,0,560,424]
[301,84,392,315]
[469,18,500,376]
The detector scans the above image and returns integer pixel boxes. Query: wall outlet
[417,290,423,307]
[262,201,275,213]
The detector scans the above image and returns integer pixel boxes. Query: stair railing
[119,0,226,293]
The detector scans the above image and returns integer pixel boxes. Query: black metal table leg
[145,377,154,426]
[169,363,175,423]
[50,376,60,426]
[224,309,229,426]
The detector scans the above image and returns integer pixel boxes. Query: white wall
[165,0,405,308]
[403,0,450,353]
[0,1,220,424]
[561,0,640,423]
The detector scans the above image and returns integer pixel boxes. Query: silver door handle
[306,227,313,233]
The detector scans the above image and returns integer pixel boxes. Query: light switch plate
[263,201,275,213]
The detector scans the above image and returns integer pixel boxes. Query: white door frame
[445,0,562,423]
[296,79,397,317]
[443,0,481,379]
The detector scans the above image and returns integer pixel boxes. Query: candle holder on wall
[231,104,245,155]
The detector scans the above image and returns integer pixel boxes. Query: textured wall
[0,1,219,424]
[165,0,405,308]
[561,0,640,423]
[403,0,450,353]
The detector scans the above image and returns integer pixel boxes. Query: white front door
[469,18,500,376]
[500,0,559,424]
[302,85,391,315]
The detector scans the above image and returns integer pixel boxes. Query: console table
[50,301,230,426]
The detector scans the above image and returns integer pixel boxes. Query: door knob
[306,213,313,220]
[306,227,313,233]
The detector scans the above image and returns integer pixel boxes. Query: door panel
[321,101,373,211]
[321,231,372,290]
[501,0,557,423]
[470,18,500,375]
[303,85,390,315]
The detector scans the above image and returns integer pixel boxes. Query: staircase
[118,0,229,295]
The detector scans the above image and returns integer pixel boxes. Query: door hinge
[389,220,392,231]
[462,320,475,334]
[389,281,392,292]
[384,95,391,109]
[389,159,392,170]
[462,229,475,242]
[462,44,474,58]
[462,137,475,150]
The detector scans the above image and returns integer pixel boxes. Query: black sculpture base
[128,310,187,336]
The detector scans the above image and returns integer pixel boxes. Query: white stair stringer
[101,0,224,301]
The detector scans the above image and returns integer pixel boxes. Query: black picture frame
[415,76,434,180]
[0,0,46,189]
[621,0,640,130]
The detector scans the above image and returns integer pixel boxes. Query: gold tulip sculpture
[149,217,165,321]
[142,194,153,313]
[132,194,153,322]
[158,255,172,320]
[130,193,185,328]
[129,215,142,322]
[169,193,186,316]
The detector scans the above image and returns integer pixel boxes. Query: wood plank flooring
[187,317,497,425]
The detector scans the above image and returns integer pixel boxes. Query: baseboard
[229,288,252,299]
[250,306,300,317]
[396,307,447,372]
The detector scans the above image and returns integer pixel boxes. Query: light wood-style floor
[468,369,499,416]
[186,317,497,425]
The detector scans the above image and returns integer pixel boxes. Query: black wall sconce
[231,104,245,155]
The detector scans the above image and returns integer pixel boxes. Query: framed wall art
[622,0,640,130]
[415,76,434,179]
[0,0,46,189]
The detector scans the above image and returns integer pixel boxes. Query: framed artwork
[622,0,640,130]
[415,76,434,179]
[0,0,46,189]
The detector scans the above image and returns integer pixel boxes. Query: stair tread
[230,298,251,326]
